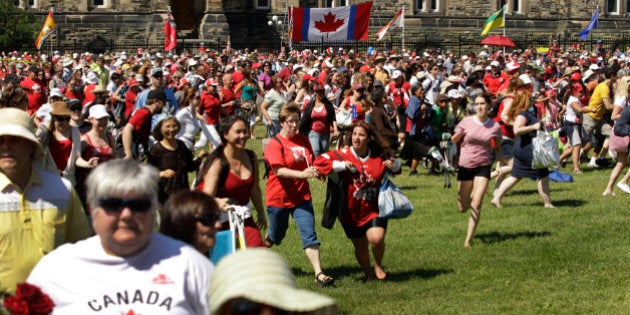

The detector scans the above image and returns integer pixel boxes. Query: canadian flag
[289,2,373,42]
[164,7,177,51]
[376,8,403,41]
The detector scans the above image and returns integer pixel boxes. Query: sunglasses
[98,197,152,213]
[52,115,71,122]
[195,213,219,227]
[228,299,274,315]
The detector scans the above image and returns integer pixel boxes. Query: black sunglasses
[52,115,71,122]
[195,213,219,227]
[98,197,152,213]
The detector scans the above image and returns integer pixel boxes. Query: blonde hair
[615,76,630,99]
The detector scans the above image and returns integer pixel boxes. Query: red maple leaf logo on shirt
[314,11,345,33]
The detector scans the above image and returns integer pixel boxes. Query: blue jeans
[267,119,280,138]
[308,130,330,157]
[266,201,320,248]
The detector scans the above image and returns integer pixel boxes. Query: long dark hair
[344,120,387,157]
[196,115,250,190]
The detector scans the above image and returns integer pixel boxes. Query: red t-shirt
[124,90,138,120]
[310,105,330,134]
[20,77,44,115]
[313,147,387,226]
[264,134,313,208]
[127,108,152,147]
[199,90,221,125]
[483,72,507,95]
[232,71,245,98]
[221,87,236,116]
[387,82,411,108]
[83,84,96,106]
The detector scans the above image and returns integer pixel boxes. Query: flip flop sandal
[315,272,335,287]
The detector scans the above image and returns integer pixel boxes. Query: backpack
[262,136,284,179]
[489,95,508,119]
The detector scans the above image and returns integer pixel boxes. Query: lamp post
[268,15,283,51]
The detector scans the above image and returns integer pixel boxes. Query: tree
[0,2,40,52]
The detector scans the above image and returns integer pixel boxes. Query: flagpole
[401,6,405,51]
[503,5,506,55]
[49,7,54,57]
[595,4,599,41]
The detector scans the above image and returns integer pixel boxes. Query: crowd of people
[1,39,630,312]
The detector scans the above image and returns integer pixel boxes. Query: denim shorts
[266,201,320,248]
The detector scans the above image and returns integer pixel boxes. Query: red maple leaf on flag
[314,11,345,33]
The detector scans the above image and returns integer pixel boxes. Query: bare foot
[374,266,387,280]
[490,198,501,208]
[464,242,472,248]
[544,204,555,209]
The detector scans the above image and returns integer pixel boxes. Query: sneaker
[595,158,609,168]
[616,182,630,194]
[409,170,418,176]
[588,160,600,168]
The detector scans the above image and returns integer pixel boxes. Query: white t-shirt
[613,95,629,109]
[176,107,202,151]
[565,95,581,124]
[28,233,213,315]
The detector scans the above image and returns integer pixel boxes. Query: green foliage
[0,2,39,51]
[239,124,630,314]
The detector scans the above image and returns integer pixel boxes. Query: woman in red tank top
[76,105,115,206]
[198,115,267,247]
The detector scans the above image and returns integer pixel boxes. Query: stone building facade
[21,0,630,49]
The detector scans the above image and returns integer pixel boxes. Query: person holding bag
[264,103,334,287]
[314,121,400,281]
[491,78,554,209]
[451,93,503,248]
[557,83,593,174]
[299,83,339,157]
[604,76,630,195]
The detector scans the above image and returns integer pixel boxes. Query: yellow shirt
[0,169,92,294]
[587,81,610,121]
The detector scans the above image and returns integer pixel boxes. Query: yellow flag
[35,10,56,50]
[481,8,504,36]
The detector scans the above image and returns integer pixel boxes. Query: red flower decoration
[3,296,29,315]
[3,283,54,315]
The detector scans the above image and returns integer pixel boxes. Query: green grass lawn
[237,125,630,314]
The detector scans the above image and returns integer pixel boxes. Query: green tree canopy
[0,2,40,52]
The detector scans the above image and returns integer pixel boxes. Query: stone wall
[27,0,630,50]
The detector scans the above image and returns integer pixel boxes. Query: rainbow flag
[35,10,56,50]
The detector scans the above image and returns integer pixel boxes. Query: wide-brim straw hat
[50,101,72,116]
[91,85,109,94]
[209,248,338,315]
[0,108,44,160]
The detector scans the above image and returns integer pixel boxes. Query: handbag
[336,109,352,127]
[609,123,630,153]
[209,208,246,264]
[532,124,560,169]
[378,175,414,219]
[321,151,346,229]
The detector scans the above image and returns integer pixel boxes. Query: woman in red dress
[314,121,400,281]
[198,115,267,247]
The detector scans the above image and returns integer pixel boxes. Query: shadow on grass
[291,266,453,283]
[397,185,418,191]
[516,199,587,208]
[476,230,551,244]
